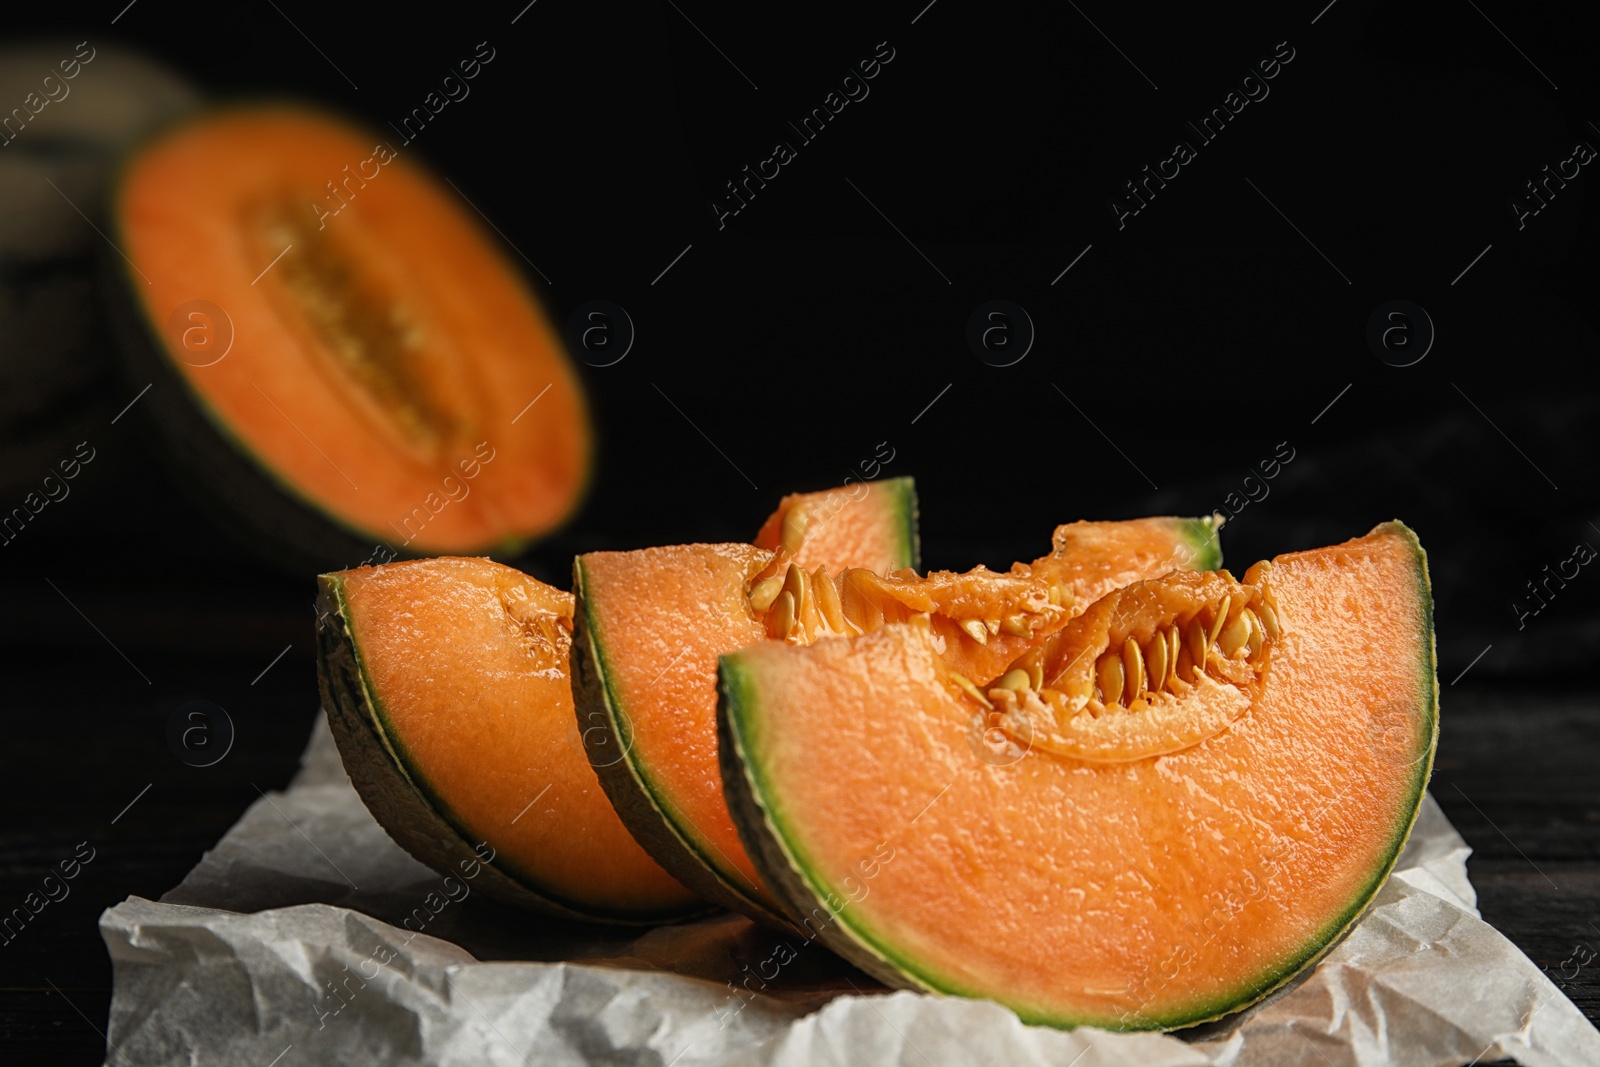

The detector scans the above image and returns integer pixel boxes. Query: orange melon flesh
[575,543,776,913]
[719,522,1437,1029]
[753,478,919,574]
[324,557,698,918]
[573,480,920,924]
[116,106,588,553]
[575,515,1222,926]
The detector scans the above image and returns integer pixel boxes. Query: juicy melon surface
[576,543,777,914]
[576,512,1221,927]
[330,557,697,917]
[720,523,1437,1029]
[752,477,920,574]
[574,482,921,923]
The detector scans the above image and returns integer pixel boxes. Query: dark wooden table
[1,593,1595,1064]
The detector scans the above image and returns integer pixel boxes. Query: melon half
[718,522,1438,1029]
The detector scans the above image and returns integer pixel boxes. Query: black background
[2,0,1597,1061]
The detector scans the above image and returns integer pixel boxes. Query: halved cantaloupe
[316,483,916,920]
[111,105,588,568]
[718,522,1437,1029]
[573,515,1222,927]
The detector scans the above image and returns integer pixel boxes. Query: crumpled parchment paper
[99,716,1600,1066]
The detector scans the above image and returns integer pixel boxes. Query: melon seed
[769,591,797,640]
[749,575,784,612]
[950,671,992,709]
[1184,618,1208,681]
[1145,629,1168,693]
[961,619,989,645]
[1207,595,1232,645]
[1000,615,1031,638]
[1166,626,1181,691]
[1097,651,1125,708]
[1258,602,1280,640]
[812,565,846,632]
[782,563,808,616]
[998,668,1032,692]
[1218,610,1251,658]
[1244,607,1264,657]
[1122,638,1144,704]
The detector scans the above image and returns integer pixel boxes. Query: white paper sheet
[99,716,1600,1066]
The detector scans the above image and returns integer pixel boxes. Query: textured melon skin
[103,105,590,574]
[572,556,793,928]
[315,574,705,924]
[718,522,1439,1031]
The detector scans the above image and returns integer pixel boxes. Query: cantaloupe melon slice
[751,478,920,574]
[718,522,1437,1029]
[317,557,701,921]
[574,515,1222,927]
[316,482,916,920]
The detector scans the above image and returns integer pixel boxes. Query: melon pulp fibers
[573,513,1222,927]
[719,522,1438,1029]
[111,105,588,568]
[316,482,912,920]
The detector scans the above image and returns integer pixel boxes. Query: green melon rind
[314,573,704,925]
[571,557,794,928]
[105,103,590,572]
[879,476,922,572]
[1175,514,1225,572]
[719,520,1438,1030]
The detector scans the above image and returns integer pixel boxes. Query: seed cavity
[939,572,1283,766]
[259,199,464,457]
